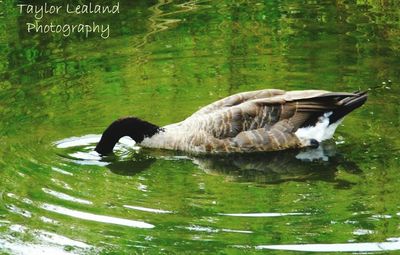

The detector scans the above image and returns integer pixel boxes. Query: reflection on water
[55,135,361,186]
[192,143,362,185]
[135,0,210,50]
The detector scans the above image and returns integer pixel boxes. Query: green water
[1,0,400,254]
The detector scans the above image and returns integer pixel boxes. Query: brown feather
[139,89,367,154]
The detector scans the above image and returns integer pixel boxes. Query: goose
[95,89,367,155]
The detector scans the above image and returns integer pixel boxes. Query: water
[1,0,400,254]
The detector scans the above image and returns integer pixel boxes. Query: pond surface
[1,0,400,254]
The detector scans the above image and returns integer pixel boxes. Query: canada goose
[95,89,367,155]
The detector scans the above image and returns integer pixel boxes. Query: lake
[0,0,399,254]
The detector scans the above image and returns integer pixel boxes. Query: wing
[197,120,302,153]
[188,89,285,118]
[187,90,356,152]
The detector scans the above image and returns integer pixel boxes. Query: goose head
[95,117,160,155]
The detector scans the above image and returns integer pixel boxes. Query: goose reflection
[106,152,156,176]
[105,142,362,185]
[191,142,361,185]
[55,135,361,184]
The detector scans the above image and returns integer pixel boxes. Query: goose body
[95,89,367,155]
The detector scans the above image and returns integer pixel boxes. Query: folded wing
[188,90,364,153]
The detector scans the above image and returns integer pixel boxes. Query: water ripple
[219,212,306,217]
[0,240,82,255]
[54,135,141,166]
[1,224,93,255]
[123,205,172,214]
[42,188,93,205]
[54,135,102,149]
[5,204,32,218]
[186,225,252,234]
[255,240,400,252]
[34,229,91,249]
[40,203,154,229]
[51,167,73,176]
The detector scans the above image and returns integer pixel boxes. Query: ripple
[55,135,138,151]
[69,151,103,161]
[7,193,33,205]
[51,167,73,176]
[6,192,154,231]
[67,157,109,167]
[371,214,392,219]
[219,212,306,217]
[185,225,252,234]
[54,135,141,166]
[50,178,73,190]
[54,135,102,149]
[42,188,93,205]
[353,229,374,236]
[0,240,82,255]
[41,203,154,229]
[5,204,32,218]
[9,224,27,233]
[39,216,59,225]
[221,229,253,234]
[186,225,218,233]
[34,230,91,249]
[255,240,400,252]
[1,224,93,255]
[123,205,172,214]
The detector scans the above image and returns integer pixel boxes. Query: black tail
[329,91,368,124]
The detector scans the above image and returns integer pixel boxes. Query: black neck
[95,117,161,155]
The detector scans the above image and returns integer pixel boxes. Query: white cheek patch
[295,112,343,143]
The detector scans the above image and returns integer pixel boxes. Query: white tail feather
[295,112,343,143]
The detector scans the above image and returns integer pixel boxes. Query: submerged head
[95,117,160,155]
